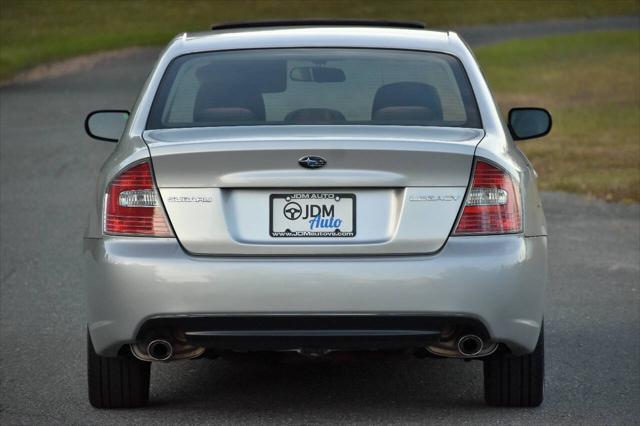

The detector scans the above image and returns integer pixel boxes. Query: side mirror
[508,108,552,141]
[85,110,130,142]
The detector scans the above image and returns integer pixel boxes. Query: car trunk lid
[143,126,483,255]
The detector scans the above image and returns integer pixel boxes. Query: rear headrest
[372,82,443,122]
[194,82,265,123]
[284,108,346,124]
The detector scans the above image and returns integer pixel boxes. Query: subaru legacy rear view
[83,20,551,408]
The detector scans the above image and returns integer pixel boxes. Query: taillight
[103,160,173,236]
[453,160,522,235]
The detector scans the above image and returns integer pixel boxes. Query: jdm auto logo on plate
[270,193,356,238]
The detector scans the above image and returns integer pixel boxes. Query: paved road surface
[1,16,639,425]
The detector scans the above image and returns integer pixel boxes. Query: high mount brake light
[454,160,522,235]
[103,161,173,236]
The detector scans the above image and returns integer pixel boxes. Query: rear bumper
[84,235,546,356]
[136,315,489,352]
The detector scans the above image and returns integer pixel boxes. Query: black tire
[483,326,544,407]
[87,331,151,408]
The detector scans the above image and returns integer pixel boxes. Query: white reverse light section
[465,188,508,206]
[118,189,160,208]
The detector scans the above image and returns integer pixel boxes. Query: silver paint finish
[160,187,466,255]
[143,126,483,188]
[143,127,483,255]
[85,235,547,357]
[85,26,548,357]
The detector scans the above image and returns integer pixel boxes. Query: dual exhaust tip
[147,339,173,361]
[132,332,205,362]
[418,333,488,359]
[146,333,484,361]
[457,334,484,357]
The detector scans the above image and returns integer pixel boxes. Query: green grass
[1,0,639,80]
[476,31,640,202]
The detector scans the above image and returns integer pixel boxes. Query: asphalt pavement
[1,16,639,425]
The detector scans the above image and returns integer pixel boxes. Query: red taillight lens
[103,161,173,236]
[453,160,522,235]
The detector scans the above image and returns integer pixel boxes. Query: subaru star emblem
[298,155,327,169]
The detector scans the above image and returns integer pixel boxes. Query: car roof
[166,26,463,58]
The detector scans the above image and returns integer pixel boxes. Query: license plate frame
[269,193,356,238]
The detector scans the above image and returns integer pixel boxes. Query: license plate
[270,193,356,237]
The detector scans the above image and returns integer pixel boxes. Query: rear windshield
[147,48,482,129]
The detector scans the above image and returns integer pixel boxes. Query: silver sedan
[83,20,551,409]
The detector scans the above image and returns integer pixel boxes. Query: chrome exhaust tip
[147,339,173,361]
[457,334,483,357]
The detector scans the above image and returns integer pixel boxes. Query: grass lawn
[1,0,639,80]
[476,31,640,202]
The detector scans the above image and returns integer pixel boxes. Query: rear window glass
[147,48,482,129]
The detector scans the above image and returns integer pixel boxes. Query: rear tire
[87,331,151,408]
[483,326,544,407]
